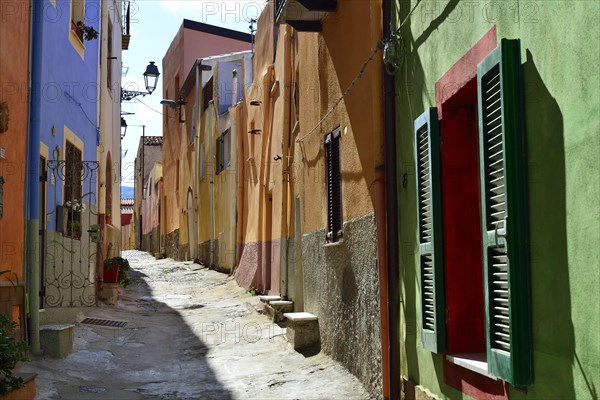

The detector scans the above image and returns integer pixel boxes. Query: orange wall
[0,2,29,280]
[162,23,252,244]
[294,0,383,234]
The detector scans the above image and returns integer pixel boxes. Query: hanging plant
[0,101,9,133]
[75,21,98,41]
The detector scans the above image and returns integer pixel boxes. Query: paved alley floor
[19,250,370,400]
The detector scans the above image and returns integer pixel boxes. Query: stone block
[40,324,74,358]
[284,312,320,351]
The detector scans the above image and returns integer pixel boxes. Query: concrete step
[283,312,320,352]
[265,300,294,323]
[258,295,282,303]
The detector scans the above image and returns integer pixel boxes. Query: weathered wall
[0,0,29,286]
[395,1,600,399]
[302,214,381,397]
[290,0,384,395]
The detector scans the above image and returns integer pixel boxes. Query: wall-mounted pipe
[383,0,401,398]
[209,100,215,267]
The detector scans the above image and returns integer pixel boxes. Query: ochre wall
[295,1,382,235]
[0,0,29,281]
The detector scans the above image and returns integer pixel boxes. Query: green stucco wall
[394,1,599,399]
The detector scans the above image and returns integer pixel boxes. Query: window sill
[323,239,344,248]
[446,353,497,380]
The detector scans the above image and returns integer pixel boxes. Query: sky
[120,0,266,189]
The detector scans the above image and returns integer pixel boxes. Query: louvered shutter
[414,108,445,353]
[477,39,532,386]
[325,129,342,242]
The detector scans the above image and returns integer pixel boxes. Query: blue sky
[121,1,265,187]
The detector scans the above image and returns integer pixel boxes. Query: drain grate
[81,318,127,328]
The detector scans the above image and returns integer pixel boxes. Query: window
[216,129,230,174]
[107,20,113,91]
[70,0,85,41]
[325,128,342,243]
[414,39,531,386]
[176,159,180,191]
[199,143,205,179]
[64,141,83,239]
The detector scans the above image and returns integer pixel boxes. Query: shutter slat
[479,39,532,386]
[415,108,445,353]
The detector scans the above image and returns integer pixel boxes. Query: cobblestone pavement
[20,250,370,400]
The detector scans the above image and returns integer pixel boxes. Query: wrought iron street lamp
[121,61,160,102]
[120,117,128,139]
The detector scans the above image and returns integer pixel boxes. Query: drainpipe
[383,1,401,398]
[280,26,292,298]
[208,100,215,267]
[193,61,201,261]
[25,0,40,354]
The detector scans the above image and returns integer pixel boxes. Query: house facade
[185,52,252,271]
[394,2,600,399]
[232,1,386,396]
[98,0,125,279]
[141,161,163,255]
[0,0,30,341]
[132,135,162,251]
[26,0,102,351]
[161,19,252,260]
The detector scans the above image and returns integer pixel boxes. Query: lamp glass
[143,61,160,94]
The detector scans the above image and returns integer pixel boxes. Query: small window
[199,143,205,179]
[107,20,113,91]
[325,128,342,243]
[176,159,180,191]
[64,141,83,239]
[70,0,86,42]
[216,129,231,174]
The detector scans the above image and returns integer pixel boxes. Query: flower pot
[103,265,119,283]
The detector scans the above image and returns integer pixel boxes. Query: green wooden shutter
[414,108,445,354]
[477,39,532,386]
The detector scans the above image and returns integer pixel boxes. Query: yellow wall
[294,0,383,234]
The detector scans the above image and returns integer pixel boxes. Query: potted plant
[66,220,82,240]
[103,257,131,287]
[0,272,29,396]
[73,21,98,42]
[105,208,111,225]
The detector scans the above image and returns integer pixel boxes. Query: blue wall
[29,0,100,223]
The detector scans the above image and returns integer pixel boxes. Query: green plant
[104,257,131,288]
[0,314,29,395]
[75,21,98,41]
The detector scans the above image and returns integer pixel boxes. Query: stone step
[258,295,282,303]
[265,300,294,323]
[283,312,320,352]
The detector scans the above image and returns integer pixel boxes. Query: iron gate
[44,158,99,308]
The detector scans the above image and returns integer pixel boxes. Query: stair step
[270,300,293,306]
[284,312,318,321]
[283,312,320,352]
[259,295,282,303]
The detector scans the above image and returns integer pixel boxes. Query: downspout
[370,0,390,397]
[208,100,215,267]
[235,65,246,270]
[25,0,41,354]
[193,61,201,261]
[280,26,292,298]
[383,1,401,398]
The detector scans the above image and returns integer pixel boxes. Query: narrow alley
[21,251,369,400]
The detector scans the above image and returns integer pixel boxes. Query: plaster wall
[98,0,124,261]
[162,23,251,260]
[302,214,381,398]
[0,0,29,282]
[395,1,600,399]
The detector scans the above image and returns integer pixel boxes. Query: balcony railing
[122,1,131,50]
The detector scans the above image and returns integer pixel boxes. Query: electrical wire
[295,0,423,143]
